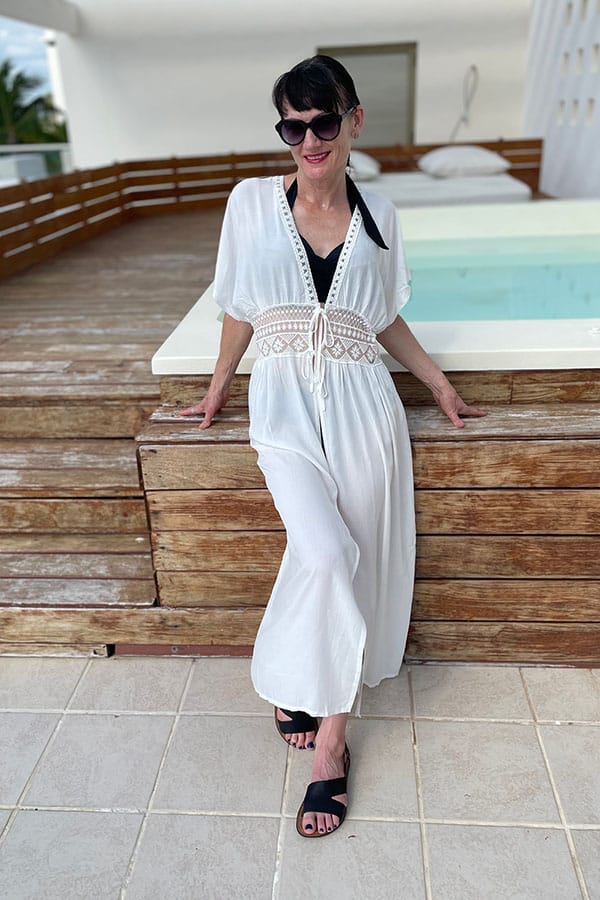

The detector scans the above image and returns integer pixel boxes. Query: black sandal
[296,743,351,837]
[274,707,319,748]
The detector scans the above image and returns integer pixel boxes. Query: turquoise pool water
[403,234,600,322]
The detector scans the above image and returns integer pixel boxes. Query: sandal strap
[302,776,348,818]
[277,708,318,735]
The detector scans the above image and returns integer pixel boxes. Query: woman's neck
[287,169,348,212]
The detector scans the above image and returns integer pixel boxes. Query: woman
[181,56,485,838]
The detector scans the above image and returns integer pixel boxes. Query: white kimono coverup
[213,175,416,718]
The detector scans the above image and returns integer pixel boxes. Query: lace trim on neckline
[275,176,362,308]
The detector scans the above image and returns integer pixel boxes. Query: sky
[0,15,51,94]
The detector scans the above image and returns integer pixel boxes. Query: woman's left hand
[433,384,487,429]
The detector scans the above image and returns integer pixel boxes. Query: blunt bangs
[273,55,360,117]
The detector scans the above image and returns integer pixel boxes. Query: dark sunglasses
[275,107,356,146]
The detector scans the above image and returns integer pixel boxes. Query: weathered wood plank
[153,531,600,578]
[413,441,600,488]
[152,531,285,572]
[0,403,155,438]
[113,643,253,656]
[412,580,600,621]
[147,487,600,535]
[0,607,263,645]
[511,370,600,404]
[137,439,600,490]
[156,570,273,607]
[0,377,158,402]
[5,609,599,662]
[416,536,600,578]
[0,474,143,499]
[0,642,109,657]
[415,489,600,534]
[11,316,175,339]
[160,375,248,406]
[4,342,161,362]
[0,578,155,606]
[138,405,600,443]
[138,444,263,490]
[0,439,138,469]
[147,490,279,531]
[0,554,152,578]
[138,415,251,444]
[0,438,142,497]
[406,622,600,664]
[0,533,150,553]
[407,406,600,441]
[0,498,147,533]
[158,370,600,408]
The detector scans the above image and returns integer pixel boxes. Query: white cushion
[349,150,381,181]
[417,145,511,178]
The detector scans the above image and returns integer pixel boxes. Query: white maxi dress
[213,175,416,718]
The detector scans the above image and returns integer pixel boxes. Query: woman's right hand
[179,387,229,430]
[178,313,252,430]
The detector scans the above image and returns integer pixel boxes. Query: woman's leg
[251,445,365,717]
[300,713,349,834]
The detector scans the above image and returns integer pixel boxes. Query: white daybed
[363,170,532,207]
[350,144,533,208]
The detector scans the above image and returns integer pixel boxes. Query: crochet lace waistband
[253,304,381,409]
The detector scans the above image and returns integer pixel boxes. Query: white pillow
[418,145,510,178]
[349,150,381,181]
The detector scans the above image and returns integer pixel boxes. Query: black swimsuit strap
[285,174,389,250]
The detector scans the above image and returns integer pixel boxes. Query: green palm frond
[0,57,67,144]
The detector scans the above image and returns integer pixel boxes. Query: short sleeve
[212,183,253,323]
[380,208,411,329]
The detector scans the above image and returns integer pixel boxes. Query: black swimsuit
[285,174,388,304]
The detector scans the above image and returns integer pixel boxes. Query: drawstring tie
[301,305,334,410]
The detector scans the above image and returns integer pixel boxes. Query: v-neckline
[276,175,362,308]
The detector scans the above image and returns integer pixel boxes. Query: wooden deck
[0,210,223,655]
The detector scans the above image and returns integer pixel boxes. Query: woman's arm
[180,313,253,429]
[377,316,486,428]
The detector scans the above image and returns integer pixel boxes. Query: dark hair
[272,55,360,117]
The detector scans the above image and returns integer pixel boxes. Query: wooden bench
[134,373,600,665]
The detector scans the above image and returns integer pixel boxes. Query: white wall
[525,0,600,198]
[49,0,531,168]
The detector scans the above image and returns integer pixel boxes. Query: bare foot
[276,708,317,750]
[300,740,348,835]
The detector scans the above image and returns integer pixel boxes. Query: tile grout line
[0,657,93,850]
[519,668,591,900]
[6,802,597,828]
[3,706,599,726]
[271,745,293,900]
[408,668,433,900]
[119,658,195,900]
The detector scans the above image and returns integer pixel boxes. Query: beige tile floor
[0,656,599,899]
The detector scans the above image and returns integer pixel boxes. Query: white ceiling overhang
[0,0,79,35]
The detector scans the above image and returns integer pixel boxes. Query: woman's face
[281,100,364,183]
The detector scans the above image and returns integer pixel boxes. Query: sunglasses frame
[275,107,357,146]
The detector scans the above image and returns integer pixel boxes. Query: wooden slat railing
[0,139,542,281]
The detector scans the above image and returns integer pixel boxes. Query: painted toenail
[307,742,314,748]
[319,828,324,833]
[305,824,313,830]
[327,827,332,832]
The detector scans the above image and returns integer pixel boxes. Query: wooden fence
[0,139,542,281]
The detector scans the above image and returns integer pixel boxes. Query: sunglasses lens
[313,114,341,141]
[276,111,346,145]
[279,121,306,145]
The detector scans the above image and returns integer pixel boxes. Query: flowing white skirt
[248,353,416,718]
